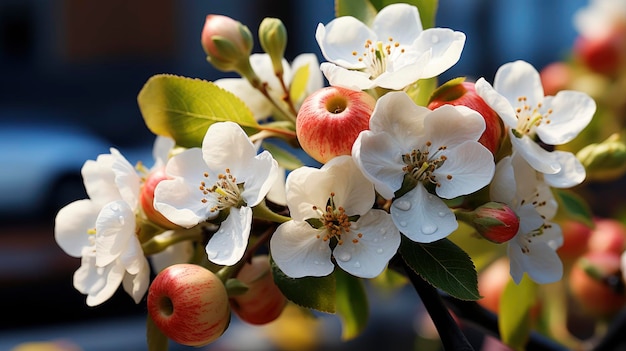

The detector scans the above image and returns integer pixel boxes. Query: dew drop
[110,203,120,211]
[394,200,412,211]
[337,252,351,262]
[350,222,359,230]
[208,251,218,260]
[421,224,437,235]
[379,228,387,235]
[376,248,383,254]
[118,216,125,225]
[354,261,361,268]
[431,34,439,44]
[438,211,447,217]
[314,260,320,265]
[399,221,407,227]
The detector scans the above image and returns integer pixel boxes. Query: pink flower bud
[470,202,520,244]
[428,80,504,155]
[201,14,254,73]
[140,167,178,229]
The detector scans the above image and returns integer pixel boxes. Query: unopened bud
[140,167,179,230]
[428,78,504,155]
[577,133,626,181]
[201,14,254,74]
[259,17,287,76]
[457,202,520,243]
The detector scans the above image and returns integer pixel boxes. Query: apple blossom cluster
[52,2,604,349]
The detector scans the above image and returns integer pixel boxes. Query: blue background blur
[0,0,588,349]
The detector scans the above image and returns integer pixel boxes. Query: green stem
[141,227,203,256]
[252,200,292,224]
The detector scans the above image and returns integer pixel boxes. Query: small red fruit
[140,167,178,229]
[540,62,572,96]
[574,30,625,76]
[147,264,230,346]
[557,219,592,262]
[230,255,287,325]
[428,80,504,155]
[296,86,376,164]
[569,251,626,318]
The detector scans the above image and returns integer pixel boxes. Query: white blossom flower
[352,91,495,243]
[490,153,563,284]
[475,60,596,188]
[574,0,626,39]
[315,3,465,90]
[54,148,151,306]
[270,156,400,278]
[215,53,323,120]
[154,121,279,266]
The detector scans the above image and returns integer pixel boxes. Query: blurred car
[0,110,155,222]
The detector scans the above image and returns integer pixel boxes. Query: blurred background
[0,0,589,350]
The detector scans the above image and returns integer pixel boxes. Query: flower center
[401,141,450,187]
[311,192,362,245]
[352,37,406,79]
[198,168,244,213]
[511,96,553,138]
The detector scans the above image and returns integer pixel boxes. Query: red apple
[557,219,592,262]
[569,251,626,318]
[140,167,179,229]
[296,86,376,164]
[147,264,230,346]
[230,255,287,325]
[588,218,626,255]
[573,26,626,76]
[428,80,504,155]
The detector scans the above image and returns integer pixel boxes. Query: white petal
[152,136,175,168]
[111,148,141,210]
[510,132,561,174]
[425,105,486,147]
[284,165,334,221]
[81,155,120,206]
[490,156,516,204]
[372,54,430,90]
[536,91,595,145]
[493,60,544,108]
[416,28,466,78]
[475,78,519,128]
[203,122,257,176]
[315,18,373,69]
[215,77,272,120]
[369,91,428,139]
[435,142,494,199]
[270,220,334,278]
[333,210,400,278]
[95,200,136,268]
[372,3,423,44]
[122,261,150,304]
[517,204,544,234]
[543,150,586,188]
[206,206,252,266]
[240,150,279,207]
[266,167,287,206]
[391,185,458,243]
[352,130,405,200]
[320,62,375,90]
[74,248,125,307]
[508,240,563,284]
[321,156,375,216]
[119,235,146,275]
[154,148,215,228]
[55,199,100,257]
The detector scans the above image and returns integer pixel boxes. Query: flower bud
[259,17,288,76]
[458,202,520,244]
[201,14,254,74]
[428,79,504,155]
[577,133,626,181]
[140,167,179,230]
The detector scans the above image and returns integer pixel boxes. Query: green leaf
[553,188,594,227]
[335,269,369,340]
[137,74,260,148]
[498,275,538,351]
[369,0,439,28]
[447,221,505,273]
[271,259,336,313]
[399,237,480,300]
[335,0,378,25]
[261,141,304,171]
[147,314,169,351]
[289,63,311,104]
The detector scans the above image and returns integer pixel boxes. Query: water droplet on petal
[438,211,447,217]
[110,203,120,211]
[118,216,125,225]
[337,252,351,262]
[350,222,359,230]
[399,221,407,227]
[376,248,383,254]
[431,35,439,44]
[421,224,437,235]
[394,200,412,211]
[314,260,320,265]
[208,251,218,260]
[354,261,361,268]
